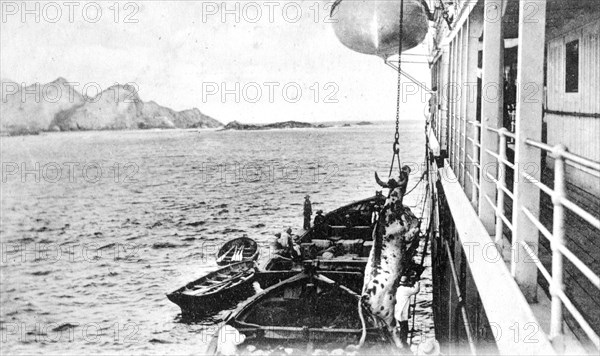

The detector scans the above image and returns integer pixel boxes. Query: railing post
[450,115,454,167]
[440,46,449,153]
[495,129,508,247]
[472,125,480,207]
[511,0,547,302]
[455,115,459,172]
[550,145,567,348]
[453,115,458,170]
[448,41,456,168]
[456,26,464,179]
[460,21,469,192]
[464,8,483,205]
[478,0,505,235]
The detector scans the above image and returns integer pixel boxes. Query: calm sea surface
[0,122,433,354]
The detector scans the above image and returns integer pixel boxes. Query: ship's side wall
[428,0,599,353]
[545,18,600,196]
[427,149,555,355]
[432,171,499,355]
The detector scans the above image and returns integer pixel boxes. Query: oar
[185,267,253,296]
[216,245,236,264]
[186,280,233,296]
[235,246,244,261]
[231,245,240,262]
[189,270,247,291]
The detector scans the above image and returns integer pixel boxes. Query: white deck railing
[446,117,600,351]
[429,1,599,351]
[519,140,600,348]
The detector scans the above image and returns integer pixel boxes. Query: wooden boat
[216,237,259,266]
[167,261,257,319]
[169,196,384,321]
[265,195,385,278]
[206,264,396,355]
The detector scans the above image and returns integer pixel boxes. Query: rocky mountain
[1,78,85,135]
[1,78,222,135]
[223,120,327,131]
[173,108,219,129]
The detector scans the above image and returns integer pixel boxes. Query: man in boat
[371,191,385,226]
[286,228,302,259]
[312,209,326,239]
[283,226,293,240]
[313,209,325,226]
[272,228,301,260]
[303,195,312,230]
[395,271,421,349]
[344,213,352,227]
[271,232,290,258]
[370,201,381,227]
[271,232,285,255]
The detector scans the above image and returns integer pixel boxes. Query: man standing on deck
[395,273,421,349]
[303,195,312,230]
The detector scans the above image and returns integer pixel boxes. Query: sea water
[0,122,433,354]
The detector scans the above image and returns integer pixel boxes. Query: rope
[409,124,434,344]
[356,296,367,348]
[405,169,427,197]
[388,0,405,178]
[410,193,431,343]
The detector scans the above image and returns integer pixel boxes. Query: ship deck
[500,162,600,352]
[426,0,599,354]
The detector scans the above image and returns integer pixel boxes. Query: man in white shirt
[395,273,420,349]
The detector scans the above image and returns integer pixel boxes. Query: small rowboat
[167,261,257,319]
[216,237,259,266]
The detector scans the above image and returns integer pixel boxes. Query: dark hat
[316,210,323,214]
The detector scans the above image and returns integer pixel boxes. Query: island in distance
[0,78,222,136]
[1,78,379,136]
[222,120,329,131]
[221,120,377,130]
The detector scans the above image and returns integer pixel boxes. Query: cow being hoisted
[362,165,421,349]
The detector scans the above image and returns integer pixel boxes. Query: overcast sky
[1,0,432,124]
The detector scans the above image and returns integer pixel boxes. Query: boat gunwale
[230,322,383,335]
[297,195,380,241]
[167,260,257,299]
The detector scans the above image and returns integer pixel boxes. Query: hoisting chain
[388,0,405,178]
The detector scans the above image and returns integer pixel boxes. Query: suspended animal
[330,0,430,59]
[362,166,421,348]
